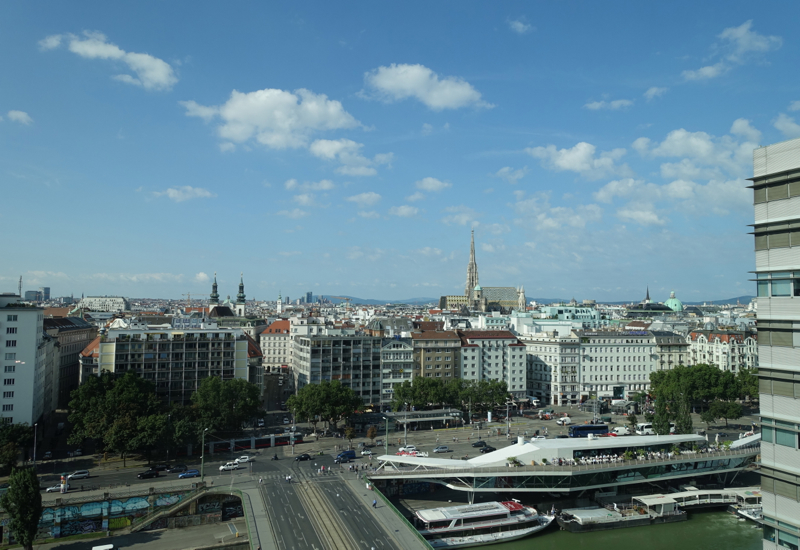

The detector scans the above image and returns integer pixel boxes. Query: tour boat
[414,501,554,548]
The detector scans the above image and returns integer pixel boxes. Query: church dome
[664,290,683,312]
[474,284,482,291]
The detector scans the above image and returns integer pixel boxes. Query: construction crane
[181,293,209,312]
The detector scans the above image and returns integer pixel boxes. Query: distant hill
[530,296,755,306]
[320,296,438,306]
[318,295,755,307]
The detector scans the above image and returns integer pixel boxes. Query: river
[488,511,762,550]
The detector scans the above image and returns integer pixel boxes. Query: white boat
[414,501,554,548]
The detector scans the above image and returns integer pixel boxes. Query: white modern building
[380,337,414,408]
[578,330,658,401]
[749,137,800,548]
[259,319,292,372]
[520,331,579,406]
[0,293,45,425]
[457,330,527,399]
[78,295,130,312]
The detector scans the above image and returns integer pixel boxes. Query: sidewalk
[240,485,277,550]
[341,473,429,550]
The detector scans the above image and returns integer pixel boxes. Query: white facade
[458,331,527,398]
[520,332,578,406]
[79,295,130,312]
[0,294,45,425]
[578,331,658,400]
[259,319,292,372]
[380,338,413,407]
[687,331,757,372]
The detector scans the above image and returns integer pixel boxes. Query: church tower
[235,273,246,316]
[517,285,526,311]
[277,292,283,315]
[465,229,480,297]
[209,272,219,305]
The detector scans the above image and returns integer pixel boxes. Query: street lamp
[382,416,389,456]
[200,428,209,482]
[404,402,408,447]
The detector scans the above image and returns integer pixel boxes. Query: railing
[369,447,759,478]
[365,474,433,549]
[130,484,208,532]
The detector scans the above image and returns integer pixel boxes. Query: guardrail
[369,447,759,478]
[364,474,433,550]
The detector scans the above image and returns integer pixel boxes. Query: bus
[568,424,609,438]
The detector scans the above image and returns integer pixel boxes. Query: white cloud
[389,205,418,217]
[7,110,33,125]
[416,177,452,192]
[195,272,210,283]
[182,88,360,149]
[484,223,510,235]
[730,118,761,143]
[508,18,532,35]
[417,247,442,257]
[284,178,335,192]
[494,166,528,184]
[526,142,629,180]
[309,138,392,176]
[512,192,603,231]
[277,208,309,219]
[683,20,781,81]
[153,186,215,202]
[789,101,800,112]
[41,31,177,90]
[617,203,666,226]
[293,193,316,206]
[357,210,380,219]
[644,87,668,101]
[219,142,235,153]
[441,205,479,226]
[346,192,381,207]
[362,63,493,111]
[90,272,184,283]
[421,123,434,135]
[774,113,800,138]
[406,191,425,202]
[584,99,634,110]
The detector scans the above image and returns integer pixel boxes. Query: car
[178,469,200,479]
[42,451,53,460]
[166,464,188,473]
[219,462,239,472]
[234,456,252,464]
[361,449,372,456]
[283,417,290,424]
[295,453,311,461]
[556,417,572,426]
[138,469,159,479]
[433,446,450,453]
[334,456,350,464]
[471,440,487,448]
[45,484,69,493]
[480,446,496,454]
[399,445,417,453]
[532,435,547,440]
[257,419,265,427]
[73,449,83,457]
[717,432,729,438]
[151,463,170,472]
[67,470,90,480]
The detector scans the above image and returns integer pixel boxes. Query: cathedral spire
[465,229,480,296]
[210,271,219,305]
[236,272,246,304]
[645,286,651,304]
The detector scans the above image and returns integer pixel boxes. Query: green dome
[664,290,683,312]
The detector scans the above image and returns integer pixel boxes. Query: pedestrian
[259,476,263,484]
[372,499,377,508]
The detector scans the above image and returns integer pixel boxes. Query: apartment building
[687,329,757,372]
[520,331,579,406]
[653,331,689,370]
[291,326,382,405]
[578,330,658,401]
[259,319,292,372]
[380,337,414,408]
[749,137,800,546]
[79,317,254,405]
[78,296,130,312]
[457,330,526,399]
[0,294,45,425]
[43,317,97,407]
[412,330,461,383]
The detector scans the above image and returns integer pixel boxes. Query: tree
[737,368,759,401]
[286,383,325,434]
[0,423,33,473]
[191,377,261,434]
[289,381,362,432]
[652,394,671,435]
[366,425,378,444]
[0,467,42,550]
[344,427,356,449]
[628,414,638,430]
[708,399,743,427]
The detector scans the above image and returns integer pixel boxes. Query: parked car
[234,456,252,464]
[151,464,170,472]
[219,462,239,472]
[73,449,83,456]
[166,464,187,473]
[556,417,572,426]
[361,449,372,456]
[532,435,547,441]
[611,426,631,436]
[295,454,311,461]
[138,470,159,479]
[42,451,53,460]
[471,440,487,448]
[67,470,90,480]
[283,417,290,424]
[398,445,417,453]
[46,484,69,493]
[480,446,496,454]
[178,469,200,479]
[433,445,450,453]
[257,419,265,427]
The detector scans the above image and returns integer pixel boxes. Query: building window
[4,341,16,348]
[3,366,14,373]
[1,405,11,412]
[6,315,17,322]
[5,328,17,335]
[1,418,11,424]
[3,354,14,361]
[2,391,12,398]
[3,379,14,386]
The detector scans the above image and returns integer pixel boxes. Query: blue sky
[3,2,799,302]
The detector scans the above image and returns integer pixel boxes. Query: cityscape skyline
[4,3,800,300]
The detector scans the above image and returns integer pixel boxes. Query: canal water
[488,511,762,550]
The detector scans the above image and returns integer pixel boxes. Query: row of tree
[285,380,363,434]
[390,378,509,412]
[648,364,757,435]
[68,372,262,465]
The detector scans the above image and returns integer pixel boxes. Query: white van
[527,396,540,408]
[612,426,631,436]
[636,422,676,435]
